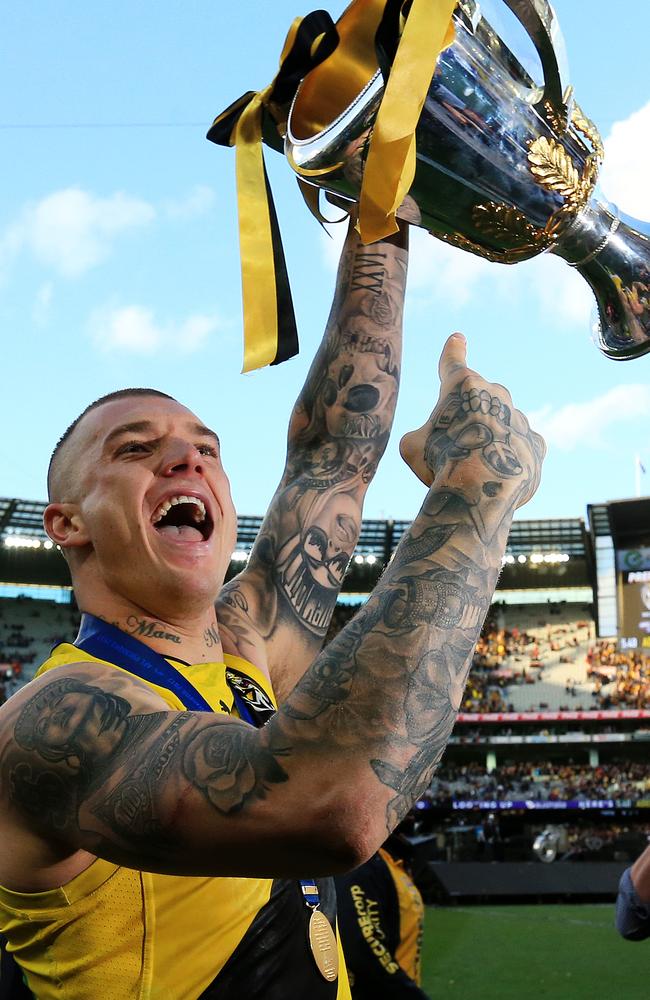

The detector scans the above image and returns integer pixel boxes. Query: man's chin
[140,557,223,609]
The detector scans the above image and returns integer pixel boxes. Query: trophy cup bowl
[284,0,650,360]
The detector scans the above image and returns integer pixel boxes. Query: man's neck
[78,601,225,665]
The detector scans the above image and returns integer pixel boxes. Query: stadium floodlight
[354,554,365,565]
[231,550,249,562]
[365,554,377,565]
[3,536,41,549]
[517,554,527,563]
[43,540,54,550]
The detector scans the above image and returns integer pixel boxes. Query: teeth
[152,495,206,525]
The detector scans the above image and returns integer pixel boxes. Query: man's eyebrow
[191,423,221,447]
[102,420,220,451]
[103,421,156,449]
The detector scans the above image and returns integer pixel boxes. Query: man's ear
[44,503,91,551]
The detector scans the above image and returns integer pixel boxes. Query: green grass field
[421,904,648,999]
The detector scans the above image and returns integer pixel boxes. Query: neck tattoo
[204,623,221,649]
[125,615,182,645]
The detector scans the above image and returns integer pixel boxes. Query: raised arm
[2,338,545,880]
[216,218,408,701]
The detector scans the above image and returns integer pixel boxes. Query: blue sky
[1,1,649,524]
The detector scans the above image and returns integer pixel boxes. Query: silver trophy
[283,0,650,360]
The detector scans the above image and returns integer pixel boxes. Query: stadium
[3,492,650,996]
[4,0,650,992]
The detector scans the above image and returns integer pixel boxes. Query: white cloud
[2,187,155,278]
[90,304,221,355]
[601,100,650,221]
[408,228,497,305]
[407,230,598,325]
[513,253,594,327]
[322,223,594,327]
[164,184,216,219]
[529,384,650,451]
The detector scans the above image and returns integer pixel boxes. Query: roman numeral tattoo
[350,252,387,295]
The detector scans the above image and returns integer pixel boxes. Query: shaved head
[47,389,175,501]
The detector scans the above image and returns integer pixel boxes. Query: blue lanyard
[74,613,257,724]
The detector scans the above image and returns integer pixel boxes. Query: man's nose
[160,440,205,476]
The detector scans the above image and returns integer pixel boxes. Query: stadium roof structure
[587,502,612,539]
[0,496,599,595]
[588,497,650,546]
[0,498,46,538]
[505,518,588,557]
[0,499,412,561]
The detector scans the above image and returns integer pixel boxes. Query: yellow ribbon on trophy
[208,13,338,373]
[209,2,457,371]
[358,0,456,244]
[232,85,282,373]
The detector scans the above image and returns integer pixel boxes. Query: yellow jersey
[0,642,351,1000]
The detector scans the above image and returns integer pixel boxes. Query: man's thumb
[438,332,467,382]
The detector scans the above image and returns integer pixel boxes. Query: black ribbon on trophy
[209,0,650,372]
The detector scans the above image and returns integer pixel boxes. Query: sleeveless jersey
[0,643,351,1000]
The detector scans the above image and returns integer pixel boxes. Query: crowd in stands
[587,640,650,709]
[426,759,650,805]
[3,594,650,715]
[324,601,650,714]
[0,597,80,705]
[465,609,595,712]
[559,823,650,860]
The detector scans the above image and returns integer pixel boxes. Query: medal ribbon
[357,0,457,244]
[207,12,338,372]
[301,879,321,909]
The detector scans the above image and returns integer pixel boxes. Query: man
[335,840,430,998]
[0,214,544,998]
[616,841,650,940]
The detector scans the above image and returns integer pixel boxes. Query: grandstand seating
[427,760,650,804]
[327,600,605,713]
[0,596,79,698]
[4,595,649,716]
[2,591,650,877]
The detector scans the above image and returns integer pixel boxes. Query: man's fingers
[438,332,467,383]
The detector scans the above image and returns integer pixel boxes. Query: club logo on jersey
[226,669,276,724]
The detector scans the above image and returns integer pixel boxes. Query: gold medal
[308,908,339,982]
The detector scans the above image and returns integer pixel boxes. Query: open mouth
[151,494,214,542]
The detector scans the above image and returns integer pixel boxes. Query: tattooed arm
[1,338,544,882]
[275,334,545,834]
[216,218,408,701]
